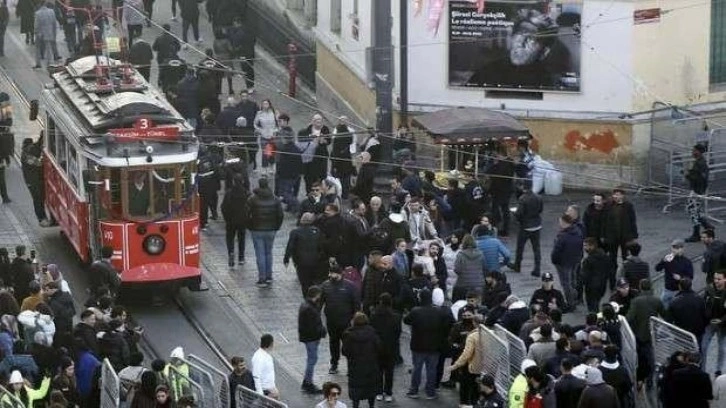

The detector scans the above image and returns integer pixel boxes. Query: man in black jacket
[551,214,583,310]
[9,245,34,303]
[403,289,454,399]
[554,358,585,408]
[513,181,543,277]
[276,128,302,213]
[701,229,725,284]
[297,286,325,394]
[221,173,249,267]
[666,352,713,407]
[247,178,283,288]
[128,37,153,81]
[486,150,515,237]
[669,278,707,344]
[89,246,121,298]
[284,213,325,296]
[685,144,712,242]
[228,356,255,408]
[602,188,638,270]
[581,237,612,313]
[582,192,606,245]
[599,345,633,408]
[320,266,359,375]
[702,270,726,374]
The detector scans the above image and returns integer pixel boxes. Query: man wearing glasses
[316,382,346,408]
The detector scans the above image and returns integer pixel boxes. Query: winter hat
[432,288,445,307]
[8,370,22,384]
[170,346,185,360]
[585,367,605,385]
[521,359,537,374]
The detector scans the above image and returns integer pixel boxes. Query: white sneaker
[384,395,393,402]
[196,37,204,43]
[375,395,383,401]
[170,16,177,21]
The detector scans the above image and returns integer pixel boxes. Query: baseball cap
[479,373,496,388]
[616,277,629,288]
[671,239,685,248]
[542,272,554,282]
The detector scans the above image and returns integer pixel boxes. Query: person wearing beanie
[7,369,51,407]
[578,367,619,408]
[247,177,284,288]
[475,373,505,408]
[51,357,79,407]
[598,345,632,408]
[284,212,325,297]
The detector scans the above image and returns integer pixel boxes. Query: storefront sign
[448,0,582,92]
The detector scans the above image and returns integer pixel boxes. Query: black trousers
[585,288,605,313]
[127,24,142,45]
[199,193,218,226]
[490,193,511,236]
[225,223,246,258]
[380,360,394,395]
[241,57,255,90]
[0,21,6,55]
[458,370,479,405]
[328,324,346,366]
[515,228,541,272]
[296,264,319,298]
[182,15,199,42]
[606,241,627,288]
[28,185,45,221]
[0,167,8,201]
[137,66,151,82]
[352,398,374,408]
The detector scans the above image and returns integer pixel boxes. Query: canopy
[412,107,530,145]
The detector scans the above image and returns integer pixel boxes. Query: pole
[287,43,298,98]
[372,0,393,166]
[399,0,408,124]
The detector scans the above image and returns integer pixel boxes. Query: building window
[350,0,359,40]
[331,0,342,34]
[711,0,726,86]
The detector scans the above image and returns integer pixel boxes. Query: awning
[412,107,530,145]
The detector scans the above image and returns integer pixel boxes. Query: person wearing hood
[524,366,556,408]
[0,340,39,383]
[370,293,402,402]
[476,373,506,408]
[452,235,485,302]
[509,359,536,408]
[342,312,381,408]
[551,214,583,310]
[403,288,453,399]
[476,227,511,275]
[18,303,55,347]
[701,228,725,284]
[581,237,612,313]
[163,347,190,398]
[577,367,619,408]
[247,178,284,288]
[431,287,453,388]
[598,345,632,408]
[378,203,411,253]
[5,369,50,407]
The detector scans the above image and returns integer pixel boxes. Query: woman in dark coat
[16,0,37,44]
[130,371,157,408]
[342,312,381,408]
[369,293,401,402]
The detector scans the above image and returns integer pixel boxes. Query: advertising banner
[449,0,582,92]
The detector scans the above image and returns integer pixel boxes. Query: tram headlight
[143,234,165,255]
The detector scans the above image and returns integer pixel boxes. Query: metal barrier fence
[187,354,231,408]
[493,324,527,382]
[235,385,289,408]
[0,385,25,408]
[168,365,206,407]
[619,316,638,403]
[478,324,511,398]
[649,316,699,366]
[100,358,120,408]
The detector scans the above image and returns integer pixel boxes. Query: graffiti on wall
[563,129,620,154]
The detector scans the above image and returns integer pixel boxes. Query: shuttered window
[711,0,726,86]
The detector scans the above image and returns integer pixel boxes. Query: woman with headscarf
[130,371,158,408]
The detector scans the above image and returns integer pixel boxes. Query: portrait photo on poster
[448,0,582,92]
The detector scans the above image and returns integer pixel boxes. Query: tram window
[153,168,174,214]
[47,118,56,157]
[56,131,67,172]
[127,170,151,217]
[68,145,79,188]
[177,163,194,216]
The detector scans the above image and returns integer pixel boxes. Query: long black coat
[342,325,381,401]
[602,201,638,243]
[369,306,402,363]
[16,0,36,34]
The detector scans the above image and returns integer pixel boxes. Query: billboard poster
[448,0,582,92]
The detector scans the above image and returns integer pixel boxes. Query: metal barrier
[478,324,511,398]
[493,324,526,382]
[235,385,289,408]
[0,385,25,408]
[168,365,206,407]
[619,316,638,397]
[649,316,699,365]
[100,358,120,408]
[187,354,231,408]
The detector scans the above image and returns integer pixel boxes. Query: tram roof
[50,56,192,132]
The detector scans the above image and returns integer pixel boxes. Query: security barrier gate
[494,324,527,382]
[478,324,511,397]
[649,316,699,366]
[187,354,231,408]
[235,385,289,408]
[101,358,120,408]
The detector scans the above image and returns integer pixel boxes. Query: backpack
[342,266,362,295]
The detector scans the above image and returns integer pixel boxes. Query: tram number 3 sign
[109,118,179,142]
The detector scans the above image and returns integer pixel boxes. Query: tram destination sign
[109,118,179,142]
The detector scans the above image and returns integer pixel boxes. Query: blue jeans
[304,340,319,383]
[701,324,726,373]
[661,289,677,310]
[410,351,439,397]
[278,178,298,212]
[250,230,276,281]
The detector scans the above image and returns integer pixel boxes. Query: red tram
[36,56,201,289]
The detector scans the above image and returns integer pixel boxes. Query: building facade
[314,0,726,187]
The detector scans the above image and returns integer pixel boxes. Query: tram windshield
[96,163,196,221]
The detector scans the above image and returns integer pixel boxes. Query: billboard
[448,0,582,92]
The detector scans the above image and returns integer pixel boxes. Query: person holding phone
[655,239,693,310]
